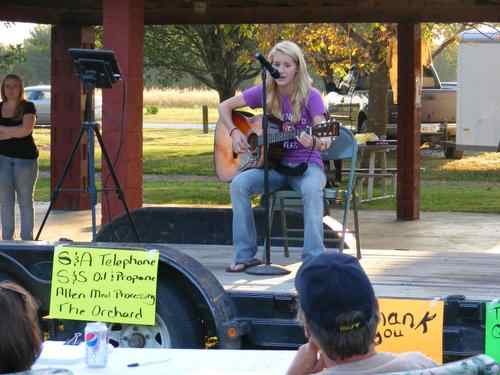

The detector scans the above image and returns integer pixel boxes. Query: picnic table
[34,341,295,375]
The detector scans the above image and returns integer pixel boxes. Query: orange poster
[376,298,444,364]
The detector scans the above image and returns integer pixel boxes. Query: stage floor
[173,243,500,301]
[26,203,500,301]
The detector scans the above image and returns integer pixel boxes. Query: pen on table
[127,358,170,367]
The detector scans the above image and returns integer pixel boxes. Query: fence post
[202,105,208,134]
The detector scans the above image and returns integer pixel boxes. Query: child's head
[0,281,42,374]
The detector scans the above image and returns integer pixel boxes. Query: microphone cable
[101,78,127,242]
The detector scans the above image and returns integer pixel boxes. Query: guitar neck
[257,128,308,146]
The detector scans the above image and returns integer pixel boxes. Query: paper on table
[28,369,74,375]
[37,341,85,365]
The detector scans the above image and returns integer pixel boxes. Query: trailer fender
[0,242,241,349]
[60,242,242,349]
[0,250,51,308]
[108,243,240,349]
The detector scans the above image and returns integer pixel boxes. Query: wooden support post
[102,0,144,224]
[50,25,94,210]
[397,23,421,220]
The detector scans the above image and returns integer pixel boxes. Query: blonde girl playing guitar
[218,41,332,272]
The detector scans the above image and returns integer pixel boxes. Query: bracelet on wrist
[229,127,238,137]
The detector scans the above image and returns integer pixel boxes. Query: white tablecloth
[34,341,296,375]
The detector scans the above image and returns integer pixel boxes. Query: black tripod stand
[35,48,139,242]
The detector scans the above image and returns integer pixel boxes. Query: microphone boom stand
[246,69,290,276]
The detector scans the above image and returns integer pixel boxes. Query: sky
[0,22,37,45]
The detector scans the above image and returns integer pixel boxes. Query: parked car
[25,85,102,126]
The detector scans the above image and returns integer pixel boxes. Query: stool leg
[360,176,366,202]
[279,198,289,257]
[381,151,388,196]
[367,151,376,200]
[393,173,397,196]
[352,190,361,259]
[264,194,276,262]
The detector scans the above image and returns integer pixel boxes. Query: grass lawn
[33,125,500,212]
[363,181,500,213]
[143,107,219,124]
[36,128,216,175]
[34,177,230,205]
[142,129,214,175]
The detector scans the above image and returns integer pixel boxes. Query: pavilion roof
[3,0,500,25]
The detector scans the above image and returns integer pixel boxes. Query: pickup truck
[326,65,461,158]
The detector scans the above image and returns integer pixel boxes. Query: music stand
[245,68,290,276]
[35,48,140,242]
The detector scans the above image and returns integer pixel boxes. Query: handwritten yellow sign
[376,298,444,364]
[49,245,159,325]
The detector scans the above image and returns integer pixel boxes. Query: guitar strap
[274,162,308,176]
[274,137,316,177]
[273,95,320,177]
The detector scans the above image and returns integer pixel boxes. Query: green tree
[339,23,395,137]
[428,23,500,82]
[144,25,260,101]
[433,43,458,82]
[257,23,394,135]
[15,25,51,85]
[278,23,487,137]
[253,24,359,92]
[0,44,25,75]
[3,25,52,85]
[0,22,26,74]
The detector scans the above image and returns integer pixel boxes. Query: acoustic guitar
[214,111,339,182]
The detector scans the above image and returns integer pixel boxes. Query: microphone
[255,52,280,79]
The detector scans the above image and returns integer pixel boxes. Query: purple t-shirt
[242,84,325,168]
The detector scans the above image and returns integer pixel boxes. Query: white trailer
[457,31,500,152]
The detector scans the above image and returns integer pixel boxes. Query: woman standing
[218,41,332,272]
[0,74,38,240]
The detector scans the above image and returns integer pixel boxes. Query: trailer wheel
[444,144,464,159]
[108,281,202,349]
